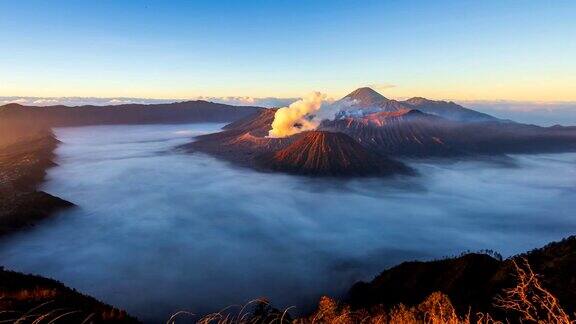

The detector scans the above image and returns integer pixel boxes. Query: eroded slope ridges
[257,131,413,176]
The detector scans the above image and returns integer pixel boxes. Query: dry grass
[166,298,293,324]
[0,288,58,301]
[0,301,90,324]
[0,297,131,323]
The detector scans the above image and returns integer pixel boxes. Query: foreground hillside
[296,236,576,323]
[165,236,576,323]
[2,235,575,323]
[0,267,138,323]
[347,236,576,319]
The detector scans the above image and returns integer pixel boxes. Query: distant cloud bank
[1,96,575,126]
[0,96,297,108]
[196,96,297,108]
[0,96,177,107]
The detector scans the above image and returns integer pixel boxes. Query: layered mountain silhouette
[184,87,576,176]
[0,101,261,127]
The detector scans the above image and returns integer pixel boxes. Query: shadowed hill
[222,108,277,136]
[0,267,138,323]
[347,236,576,318]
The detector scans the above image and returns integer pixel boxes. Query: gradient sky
[1,0,575,101]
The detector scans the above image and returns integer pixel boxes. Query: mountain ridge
[342,87,499,122]
[0,101,262,127]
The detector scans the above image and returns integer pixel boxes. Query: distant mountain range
[0,101,261,127]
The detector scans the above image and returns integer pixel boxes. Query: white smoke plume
[267,92,356,138]
[268,92,326,138]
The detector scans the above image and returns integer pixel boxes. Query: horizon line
[2,94,576,107]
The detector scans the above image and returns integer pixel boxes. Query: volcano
[257,131,412,177]
[343,87,389,107]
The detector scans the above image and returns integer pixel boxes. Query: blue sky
[1,0,575,100]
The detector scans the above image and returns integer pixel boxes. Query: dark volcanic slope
[258,131,412,177]
[0,267,138,323]
[0,101,262,127]
[347,236,576,319]
[182,108,296,165]
[222,107,277,136]
[0,123,73,235]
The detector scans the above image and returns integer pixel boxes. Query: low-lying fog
[1,123,575,322]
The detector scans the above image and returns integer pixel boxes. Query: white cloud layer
[0,96,298,108]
